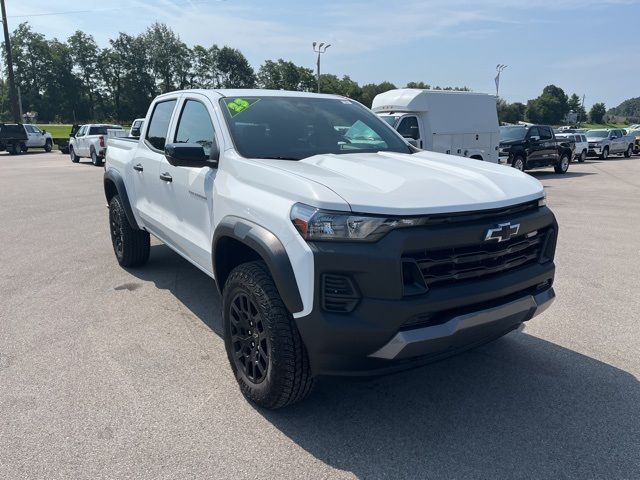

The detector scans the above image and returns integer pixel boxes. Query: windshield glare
[500,126,527,141]
[219,96,410,160]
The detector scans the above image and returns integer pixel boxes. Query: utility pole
[312,42,330,94]
[495,64,507,98]
[0,0,20,123]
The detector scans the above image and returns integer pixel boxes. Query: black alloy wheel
[229,292,270,384]
[109,204,124,261]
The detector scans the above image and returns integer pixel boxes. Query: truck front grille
[404,227,553,289]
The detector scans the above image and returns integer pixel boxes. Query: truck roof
[371,88,495,113]
[155,89,346,101]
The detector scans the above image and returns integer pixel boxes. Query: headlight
[290,203,422,242]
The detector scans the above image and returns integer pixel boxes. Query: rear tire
[91,149,103,166]
[108,195,150,268]
[9,142,20,155]
[578,150,586,163]
[555,154,570,174]
[600,147,609,160]
[44,139,53,152]
[624,144,632,158]
[69,146,79,163]
[222,261,314,409]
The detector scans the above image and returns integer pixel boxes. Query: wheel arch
[103,169,140,231]
[213,217,304,314]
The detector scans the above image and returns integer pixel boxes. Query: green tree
[257,59,315,91]
[497,98,525,124]
[406,81,431,89]
[589,102,606,123]
[216,46,255,88]
[359,81,397,107]
[144,23,189,93]
[525,84,569,124]
[67,31,100,118]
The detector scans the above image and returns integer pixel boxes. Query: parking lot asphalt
[1,151,639,479]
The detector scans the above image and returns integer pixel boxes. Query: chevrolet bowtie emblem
[485,222,520,242]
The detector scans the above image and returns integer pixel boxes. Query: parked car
[0,123,28,155]
[129,118,145,137]
[69,124,124,166]
[104,89,558,408]
[372,89,500,163]
[22,124,54,152]
[585,129,635,159]
[499,125,573,173]
[556,132,588,162]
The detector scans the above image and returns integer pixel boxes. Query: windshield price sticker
[225,98,259,116]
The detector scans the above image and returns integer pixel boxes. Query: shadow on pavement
[130,244,640,479]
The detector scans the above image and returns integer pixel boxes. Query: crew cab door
[610,130,624,152]
[73,125,87,156]
[396,115,423,149]
[155,95,220,272]
[525,127,544,165]
[538,126,557,164]
[131,99,178,235]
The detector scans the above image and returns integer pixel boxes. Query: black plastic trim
[103,168,140,230]
[212,217,304,314]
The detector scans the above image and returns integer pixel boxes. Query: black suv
[499,125,573,174]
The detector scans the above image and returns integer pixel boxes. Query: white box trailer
[372,89,500,163]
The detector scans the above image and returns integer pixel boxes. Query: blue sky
[6,0,640,108]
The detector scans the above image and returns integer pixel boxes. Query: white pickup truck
[23,124,54,152]
[104,89,558,408]
[69,124,124,166]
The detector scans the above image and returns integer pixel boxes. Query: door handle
[133,163,143,172]
[159,172,173,182]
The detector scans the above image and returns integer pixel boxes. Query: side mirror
[405,138,419,148]
[165,143,219,168]
[130,127,141,137]
[42,129,47,134]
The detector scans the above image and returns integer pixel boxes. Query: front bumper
[295,204,558,376]
[369,288,554,360]
[588,146,602,155]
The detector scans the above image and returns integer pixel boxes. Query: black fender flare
[103,168,140,230]
[212,217,304,314]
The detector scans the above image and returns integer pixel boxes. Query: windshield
[379,115,399,127]
[219,96,411,160]
[500,126,527,141]
[586,130,608,139]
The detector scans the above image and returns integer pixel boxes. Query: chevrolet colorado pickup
[104,89,558,408]
[499,125,573,173]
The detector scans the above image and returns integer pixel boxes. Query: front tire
[44,139,53,152]
[624,144,632,158]
[222,261,314,409]
[555,154,570,174]
[69,146,79,163]
[108,195,150,267]
[600,147,609,160]
[512,155,526,172]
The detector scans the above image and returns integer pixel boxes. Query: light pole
[0,0,20,123]
[495,64,507,98]
[312,42,330,93]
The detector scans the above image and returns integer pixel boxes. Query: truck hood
[261,151,544,215]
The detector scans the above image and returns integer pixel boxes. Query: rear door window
[539,127,553,140]
[146,100,177,151]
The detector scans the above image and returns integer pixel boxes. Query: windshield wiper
[255,156,301,160]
